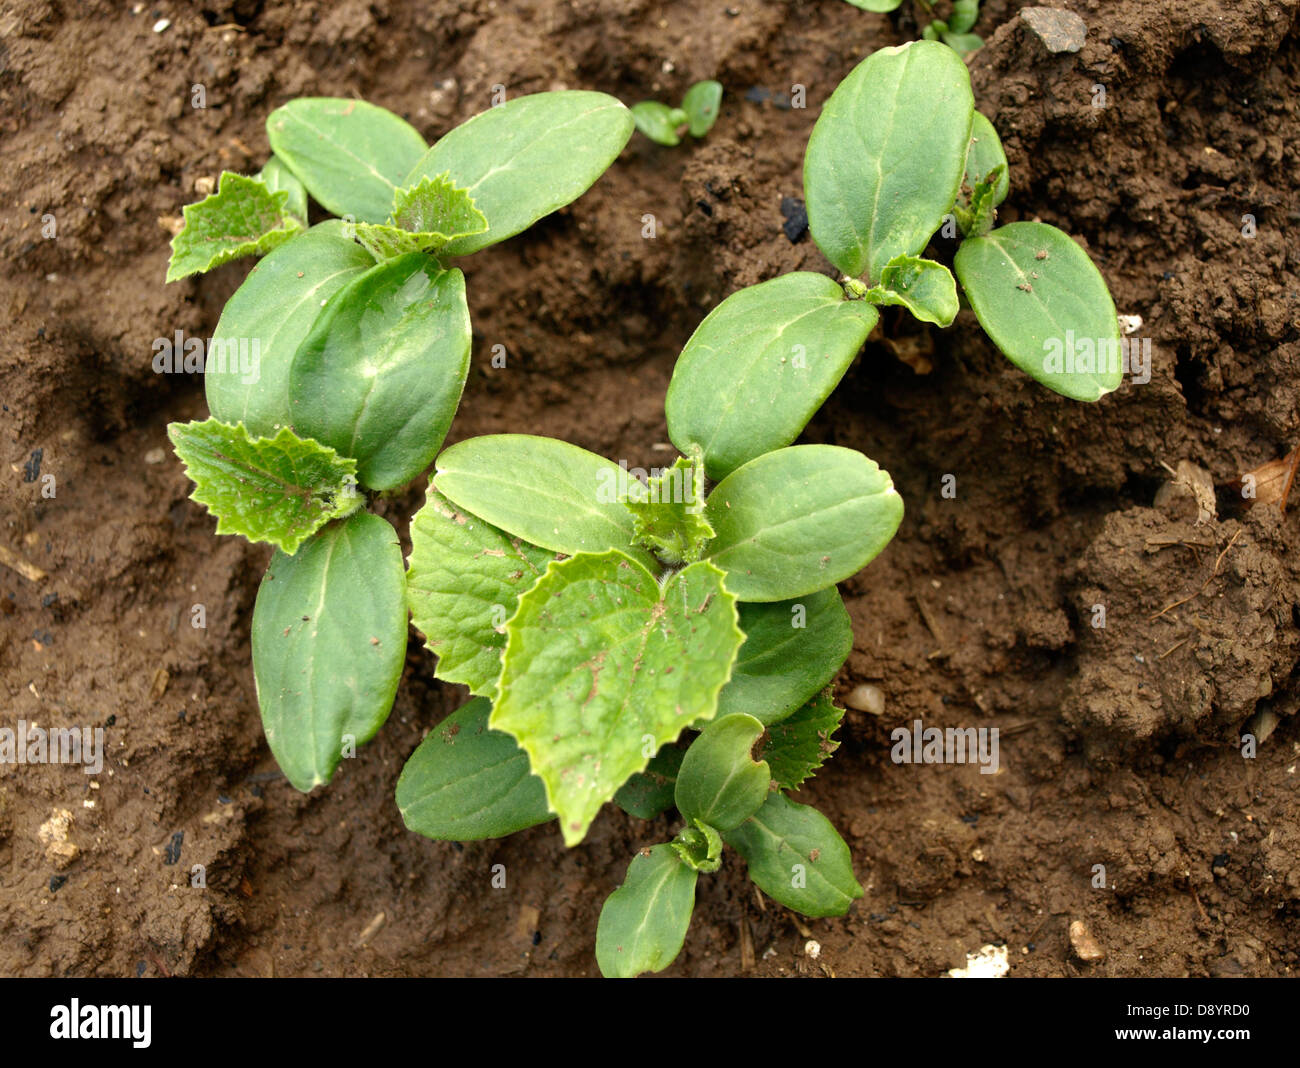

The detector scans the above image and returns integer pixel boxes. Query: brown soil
[2,0,1298,978]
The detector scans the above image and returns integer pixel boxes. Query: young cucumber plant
[398,411,903,976]
[164,92,635,791]
[667,40,1121,472]
[844,0,984,55]
[631,80,723,146]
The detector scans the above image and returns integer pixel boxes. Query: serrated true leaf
[435,435,659,572]
[266,98,428,223]
[716,589,852,726]
[666,273,878,481]
[675,713,771,831]
[406,489,557,698]
[205,221,375,437]
[724,791,863,917]
[252,511,407,791]
[762,690,844,789]
[397,697,552,840]
[631,101,681,146]
[258,155,309,222]
[166,171,302,282]
[626,454,713,564]
[289,253,471,490]
[614,742,686,820]
[406,91,633,258]
[494,550,742,846]
[804,40,974,281]
[168,418,360,554]
[596,845,698,978]
[704,445,904,602]
[681,80,723,137]
[954,220,1122,401]
[354,173,489,261]
[866,254,960,327]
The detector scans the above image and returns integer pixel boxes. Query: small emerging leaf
[866,254,960,327]
[671,819,723,873]
[675,713,771,832]
[168,418,360,554]
[631,101,681,146]
[725,791,863,917]
[354,173,489,261]
[494,550,742,846]
[406,489,556,699]
[166,171,302,282]
[626,453,714,564]
[596,845,698,978]
[253,512,407,791]
[681,81,723,138]
[762,690,844,790]
[397,697,552,840]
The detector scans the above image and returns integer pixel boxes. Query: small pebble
[1020,7,1087,53]
[152,17,170,33]
[1069,919,1106,962]
[144,447,166,464]
[845,683,886,716]
[804,939,821,960]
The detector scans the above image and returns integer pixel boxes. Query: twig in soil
[1149,529,1243,620]
[912,589,951,657]
[1157,636,1191,660]
[0,543,47,583]
[738,917,754,972]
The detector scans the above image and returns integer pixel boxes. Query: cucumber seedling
[165,91,635,791]
[631,80,723,146]
[844,0,985,55]
[399,396,903,975]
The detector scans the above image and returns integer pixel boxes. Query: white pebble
[845,683,885,715]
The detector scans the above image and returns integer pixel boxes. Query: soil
[2,0,1298,978]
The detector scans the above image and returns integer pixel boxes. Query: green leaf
[252,511,407,791]
[406,490,557,699]
[954,220,1123,401]
[397,696,552,840]
[168,418,360,554]
[631,101,681,146]
[626,453,713,564]
[494,550,742,846]
[717,589,852,726]
[353,173,489,261]
[166,171,302,282]
[289,253,471,490]
[258,155,309,222]
[205,221,375,437]
[843,0,903,10]
[949,0,981,34]
[762,690,844,790]
[962,111,1009,209]
[804,40,974,281]
[704,445,904,602]
[681,80,723,137]
[865,254,960,327]
[675,713,771,832]
[665,273,878,481]
[434,435,659,572]
[614,742,686,820]
[407,91,634,258]
[670,819,723,873]
[724,792,863,917]
[596,845,698,978]
[266,98,428,224]
[943,32,984,56]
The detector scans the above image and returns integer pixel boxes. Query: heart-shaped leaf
[205,221,375,437]
[252,511,407,791]
[397,697,552,840]
[494,550,742,846]
[168,419,360,554]
[666,272,878,481]
[674,713,771,831]
[681,80,723,137]
[762,690,844,790]
[167,171,303,282]
[804,40,974,281]
[704,445,904,602]
[596,845,698,978]
[406,91,634,258]
[435,435,658,572]
[266,98,428,223]
[866,254,960,327]
[954,220,1122,401]
[406,489,557,699]
[289,253,471,490]
[725,791,863,917]
[716,589,852,725]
